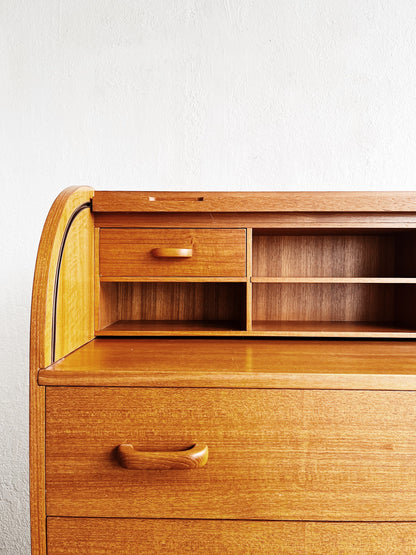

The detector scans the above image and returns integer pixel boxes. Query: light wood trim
[38,338,416,390]
[117,443,208,470]
[47,518,416,554]
[250,320,416,338]
[95,321,416,338]
[30,186,93,554]
[31,187,94,369]
[151,247,193,258]
[54,202,95,360]
[95,211,416,228]
[246,228,253,331]
[96,320,246,335]
[100,276,248,282]
[93,191,416,212]
[93,227,100,332]
[252,277,416,283]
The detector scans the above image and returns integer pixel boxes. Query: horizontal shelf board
[97,320,246,335]
[100,277,248,283]
[96,320,416,338]
[252,321,416,338]
[252,277,416,284]
[39,337,416,389]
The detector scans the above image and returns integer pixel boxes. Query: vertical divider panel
[94,228,101,333]
[246,229,253,331]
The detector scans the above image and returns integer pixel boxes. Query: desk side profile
[31,189,416,554]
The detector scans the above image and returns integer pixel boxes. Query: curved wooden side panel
[54,202,95,361]
[30,186,94,554]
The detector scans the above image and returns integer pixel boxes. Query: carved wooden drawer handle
[151,247,193,258]
[117,443,208,470]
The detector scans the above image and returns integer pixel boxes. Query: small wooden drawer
[47,518,416,554]
[46,387,416,520]
[99,228,246,277]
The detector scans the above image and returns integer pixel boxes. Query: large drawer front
[99,228,246,277]
[47,518,416,554]
[46,387,416,520]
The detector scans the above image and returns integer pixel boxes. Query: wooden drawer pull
[151,247,193,258]
[117,443,208,470]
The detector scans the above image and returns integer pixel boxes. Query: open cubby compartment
[97,281,247,335]
[252,229,416,278]
[252,283,416,337]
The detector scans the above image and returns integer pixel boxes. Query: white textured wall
[1,1,416,552]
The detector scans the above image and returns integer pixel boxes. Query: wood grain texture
[92,191,416,212]
[38,337,416,389]
[97,281,246,333]
[55,203,95,360]
[117,442,208,470]
[252,282,416,337]
[397,285,416,329]
[253,234,399,278]
[396,230,416,276]
[46,387,416,521]
[97,319,246,335]
[94,227,101,333]
[47,518,416,554]
[151,246,193,258]
[251,277,416,283]
[95,211,416,229]
[30,186,94,554]
[34,191,416,553]
[246,228,253,331]
[251,320,416,338]
[100,276,248,282]
[253,283,396,322]
[96,321,416,338]
[99,228,246,277]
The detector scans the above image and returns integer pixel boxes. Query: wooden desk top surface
[92,191,416,212]
[38,338,416,390]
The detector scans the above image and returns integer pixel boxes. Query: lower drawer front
[47,518,416,554]
[46,387,416,520]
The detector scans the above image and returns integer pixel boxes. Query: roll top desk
[30,188,416,553]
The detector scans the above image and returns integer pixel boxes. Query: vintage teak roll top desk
[31,188,416,554]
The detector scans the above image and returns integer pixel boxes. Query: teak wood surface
[117,442,209,470]
[92,190,416,212]
[46,387,416,521]
[30,186,94,555]
[31,189,416,554]
[98,282,246,331]
[99,228,246,277]
[94,212,416,338]
[47,518,416,554]
[94,211,416,229]
[252,233,416,278]
[38,337,416,390]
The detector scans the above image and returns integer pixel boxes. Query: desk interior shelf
[96,228,416,338]
[97,281,247,334]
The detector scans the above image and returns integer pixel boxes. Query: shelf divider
[251,277,416,284]
[101,276,248,283]
[251,320,416,338]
